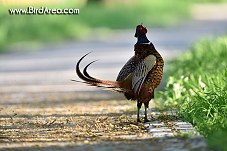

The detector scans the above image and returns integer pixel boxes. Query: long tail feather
[75,53,129,92]
[83,60,99,80]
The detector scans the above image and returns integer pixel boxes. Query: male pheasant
[74,24,164,122]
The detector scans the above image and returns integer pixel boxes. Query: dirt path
[0,92,208,151]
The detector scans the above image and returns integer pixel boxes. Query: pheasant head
[134,24,150,44]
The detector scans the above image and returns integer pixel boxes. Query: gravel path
[0,92,208,151]
[1,4,227,150]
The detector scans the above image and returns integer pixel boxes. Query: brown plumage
[74,25,164,122]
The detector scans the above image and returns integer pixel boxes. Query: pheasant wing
[132,55,156,94]
[116,56,140,81]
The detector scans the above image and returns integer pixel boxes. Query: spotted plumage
[74,25,164,122]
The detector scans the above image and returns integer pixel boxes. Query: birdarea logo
[8,6,80,15]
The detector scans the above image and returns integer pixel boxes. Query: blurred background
[0,0,227,96]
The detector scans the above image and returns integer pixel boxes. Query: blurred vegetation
[193,0,227,2]
[0,0,190,52]
[1,0,227,52]
[156,37,227,150]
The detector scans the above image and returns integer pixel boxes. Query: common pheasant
[74,24,164,122]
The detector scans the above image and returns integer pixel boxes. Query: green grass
[157,37,227,150]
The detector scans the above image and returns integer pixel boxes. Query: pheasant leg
[144,106,150,122]
[137,101,142,123]
[144,102,150,123]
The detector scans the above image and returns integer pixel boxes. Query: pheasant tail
[74,53,130,93]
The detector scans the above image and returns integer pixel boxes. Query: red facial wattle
[137,25,147,34]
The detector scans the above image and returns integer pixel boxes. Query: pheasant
[74,24,164,122]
